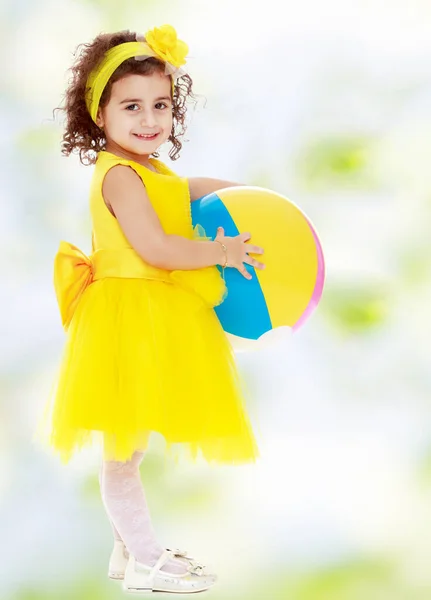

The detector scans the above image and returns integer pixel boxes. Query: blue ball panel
[191,194,272,340]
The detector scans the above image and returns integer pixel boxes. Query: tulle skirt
[37,277,259,465]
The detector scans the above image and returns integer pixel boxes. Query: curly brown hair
[54,29,198,166]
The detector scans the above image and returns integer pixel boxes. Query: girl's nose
[140,110,157,127]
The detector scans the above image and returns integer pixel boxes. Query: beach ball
[191,186,325,349]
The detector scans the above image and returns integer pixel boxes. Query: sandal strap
[151,550,208,578]
[148,549,174,583]
[165,548,207,575]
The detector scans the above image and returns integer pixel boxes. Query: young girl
[38,24,265,594]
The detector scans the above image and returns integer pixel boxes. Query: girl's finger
[240,232,251,242]
[244,257,265,270]
[239,265,252,280]
[246,245,264,255]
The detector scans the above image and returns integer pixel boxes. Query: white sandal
[122,549,217,594]
[108,540,213,581]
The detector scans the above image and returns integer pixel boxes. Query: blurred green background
[1,0,431,598]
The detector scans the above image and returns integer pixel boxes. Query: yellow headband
[85,25,188,124]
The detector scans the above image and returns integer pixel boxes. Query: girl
[38,25,265,594]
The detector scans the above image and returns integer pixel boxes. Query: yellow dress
[37,150,259,465]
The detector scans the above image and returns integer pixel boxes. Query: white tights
[99,450,187,575]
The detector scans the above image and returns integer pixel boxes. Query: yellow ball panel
[219,187,318,328]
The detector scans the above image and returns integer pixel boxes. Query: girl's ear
[95,109,104,129]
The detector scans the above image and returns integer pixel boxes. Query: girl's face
[96,71,173,164]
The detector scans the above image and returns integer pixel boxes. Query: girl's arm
[102,165,262,274]
[188,177,244,202]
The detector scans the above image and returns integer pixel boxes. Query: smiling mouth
[133,133,159,140]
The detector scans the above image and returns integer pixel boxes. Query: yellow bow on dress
[54,241,94,331]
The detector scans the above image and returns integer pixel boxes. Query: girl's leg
[100,450,188,575]
[98,463,123,543]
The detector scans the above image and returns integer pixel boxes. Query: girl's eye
[125,103,169,111]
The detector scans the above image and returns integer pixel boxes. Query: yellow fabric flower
[144,24,188,68]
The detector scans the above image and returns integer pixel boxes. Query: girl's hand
[215,226,265,280]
